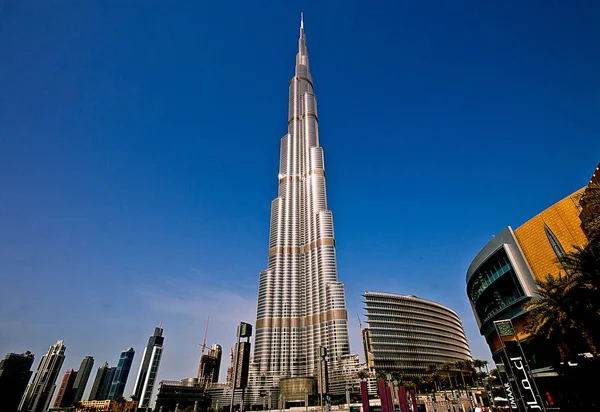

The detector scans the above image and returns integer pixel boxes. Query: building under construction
[198,344,222,384]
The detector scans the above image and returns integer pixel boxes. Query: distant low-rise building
[155,378,211,412]
[74,399,138,412]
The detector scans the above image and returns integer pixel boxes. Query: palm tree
[524,271,598,358]
[453,361,466,388]
[356,369,370,381]
[411,376,423,394]
[473,359,488,387]
[580,182,600,240]
[439,362,454,390]
[425,364,439,392]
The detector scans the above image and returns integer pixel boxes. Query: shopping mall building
[465,162,599,408]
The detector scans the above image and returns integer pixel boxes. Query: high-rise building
[101,367,116,400]
[89,362,113,401]
[0,351,35,412]
[251,16,351,396]
[108,348,135,400]
[72,355,94,404]
[54,369,78,407]
[133,326,164,407]
[20,340,67,412]
[362,292,472,376]
[198,343,222,384]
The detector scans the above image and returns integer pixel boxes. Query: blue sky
[1,0,599,402]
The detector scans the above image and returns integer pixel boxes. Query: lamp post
[318,347,327,412]
[306,388,309,412]
[345,383,351,412]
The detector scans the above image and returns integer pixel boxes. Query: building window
[544,224,565,259]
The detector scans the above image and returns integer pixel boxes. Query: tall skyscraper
[72,355,94,404]
[54,369,78,407]
[108,348,135,400]
[252,16,350,393]
[20,340,66,412]
[0,351,35,412]
[89,362,112,400]
[133,325,164,407]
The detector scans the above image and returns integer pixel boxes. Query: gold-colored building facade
[514,188,588,281]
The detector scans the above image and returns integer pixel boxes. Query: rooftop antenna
[301,12,304,29]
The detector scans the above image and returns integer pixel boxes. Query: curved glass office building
[363,292,471,376]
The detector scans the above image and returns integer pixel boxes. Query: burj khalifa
[252,16,350,393]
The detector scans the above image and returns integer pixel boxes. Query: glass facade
[467,248,526,324]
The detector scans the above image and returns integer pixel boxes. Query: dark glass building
[0,351,35,412]
[72,356,94,404]
[133,325,164,407]
[99,366,117,400]
[108,348,135,400]
[89,362,111,400]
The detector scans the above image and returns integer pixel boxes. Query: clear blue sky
[1,0,599,401]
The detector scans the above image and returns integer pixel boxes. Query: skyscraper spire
[252,16,350,395]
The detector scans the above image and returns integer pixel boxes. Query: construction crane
[200,316,210,356]
[197,316,210,381]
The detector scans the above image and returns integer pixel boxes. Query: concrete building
[251,15,353,400]
[75,399,138,412]
[72,356,94,404]
[155,378,211,412]
[20,340,67,412]
[108,348,135,400]
[363,292,472,376]
[0,351,35,412]
[198,343,222,384]
[54,369,78,407]
[133,325,164,407]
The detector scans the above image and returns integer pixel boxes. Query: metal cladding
[252,17,350,389]
[20,340,66,412]
[133,326,164,407]
[363,292,472,375]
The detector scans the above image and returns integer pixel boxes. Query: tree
[580,183,600,240]
[411,376,423,394]
[356,369,370,381]
[438,362,454,389]
[524,270,598,358]
[473,359,488,387]
[453,361,466,388]
[425,364,440,392]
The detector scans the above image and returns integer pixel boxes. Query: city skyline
[1,1,599,405]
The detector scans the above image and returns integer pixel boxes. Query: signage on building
[494,320,545,412]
